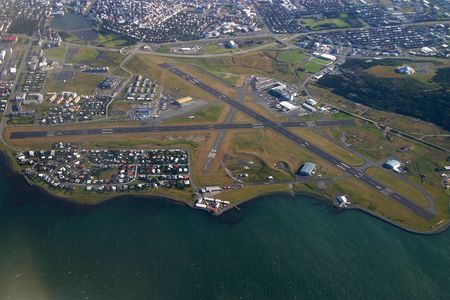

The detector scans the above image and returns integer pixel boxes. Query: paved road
[202,82,248,171]
[9,119,354,139]
[160,63,436,220]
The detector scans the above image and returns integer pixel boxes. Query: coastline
[0,149,448,235]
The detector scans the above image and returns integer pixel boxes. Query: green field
[176,51,303,83]
[300,13,362,31]
[67,47,124,68]
[277,51,309,64]
[44,73,105,95]
[45,46,66,61]
[156,45,172,53]
[365,167,430,208]
[95,33,130,47]
[166,104,224,124]
[67,47,98,64]
[301,17,349,30]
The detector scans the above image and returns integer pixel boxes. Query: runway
[160,63,436,220]
[9,120,355,139]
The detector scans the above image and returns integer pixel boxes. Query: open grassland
[95,32,130,47]
[67,46,98,64]
[290,128,365,166]
[399,145,450,220]
[320,123,425,162]
[387,116,445,136]
[301,17,350,30]
[327,177,433,232]
[224,152,293,182]
[423,135,450,150]
[277,51,309,64]
[44,72,105,95]
[163,103,229,125]
[174,51,301,84]
[365,167,429,208]
[44,46,66,61]
[67,46,124,69]
[227,128,342,178]
[201,44,233,54]
[200,38,275,55]
[320,123,449,220]
[366,63,437,83]
[232,111,256,123]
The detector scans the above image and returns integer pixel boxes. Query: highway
[160,63,436,220]
[9,120,354,139]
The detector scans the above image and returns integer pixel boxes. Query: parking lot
[22,71,46,93]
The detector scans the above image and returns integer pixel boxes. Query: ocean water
[0,155,449,300]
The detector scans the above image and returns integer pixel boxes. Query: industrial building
[268,86,295,101]
[336,195,350,207]
[278,101,297,112]
[313,52,336,61]
[175,96,193,106]
[383,159,402,172]
[298,162,316,176]
[225,40,238,49]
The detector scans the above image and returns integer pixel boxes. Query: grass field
[301,17,350,30]
[227,128,342,179]
[67,46,124,69]
[95,33,130,47]
[320,123,408,162]
[232,111,256,123]
[365,167,429,208]
[44,46,66,61]
[327,177,432,231]
[290,128,365,166]
[164,104,227,124]
[174,51,300,83]
[277,51,309,64]
[224,152,292,182]
[44,72,105,95]
[201,44,232,54]
[365,62,438,83]
[67,47,98,64]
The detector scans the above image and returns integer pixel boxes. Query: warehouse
[313,52,336,61]
[278,101,297,112]
[298,162,316,176]
[383,159,402,172]
[175,96,193,106]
